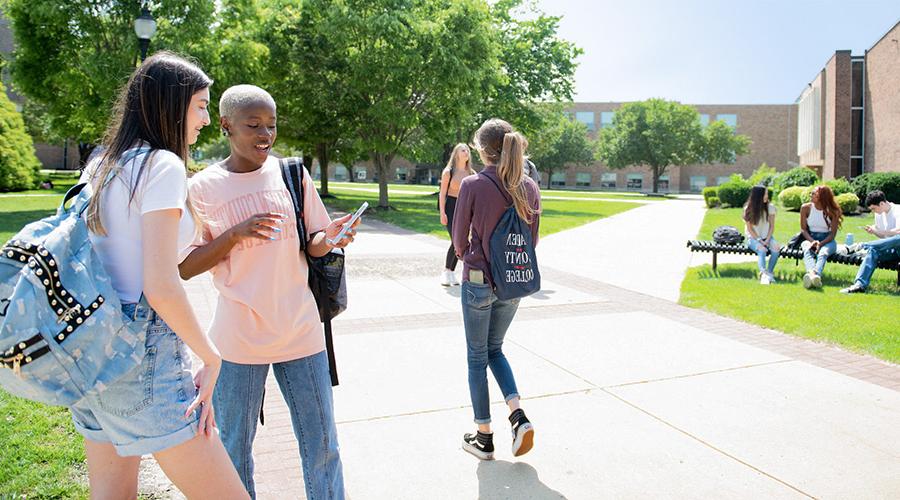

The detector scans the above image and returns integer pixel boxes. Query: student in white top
[79,52,247,498]
[743,186,780,284]
[841,190,900,293]
[799,185,842,289]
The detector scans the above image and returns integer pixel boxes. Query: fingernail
[270,237,276,240]
[274,228,282,232]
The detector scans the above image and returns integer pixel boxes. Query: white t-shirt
[80,147,195,304]
[875,202,899,232]
[746,204,776,239]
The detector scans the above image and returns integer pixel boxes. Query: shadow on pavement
[477,461,566,500]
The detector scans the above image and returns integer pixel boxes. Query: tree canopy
[528,107,596,189]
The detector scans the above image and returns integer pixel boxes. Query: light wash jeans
[802,231,837,275]
[854,234,900,289]
[461,280,521,424]
[213,351,344,500]
[747,237,780,275]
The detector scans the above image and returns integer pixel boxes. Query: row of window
[573,111,738,132]
[549,172,732,191]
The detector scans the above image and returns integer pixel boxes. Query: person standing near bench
[743,185,780,285]
[799,185,842,289]
[840,190,900,294]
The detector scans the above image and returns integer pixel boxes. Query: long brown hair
[743,185,769,226]
[86,52,212,235]
[813,185,843,229]
[473,118,539,223]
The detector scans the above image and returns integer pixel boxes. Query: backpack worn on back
[483,174,540,300]
[1,179,148,406]
[712,225,744,245]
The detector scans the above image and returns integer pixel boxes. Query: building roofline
[866,17,900,53]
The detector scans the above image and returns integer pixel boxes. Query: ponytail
[498,132,539,224]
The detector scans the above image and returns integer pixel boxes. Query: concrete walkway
[156,199,899,499]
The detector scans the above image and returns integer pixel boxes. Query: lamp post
[133,7,157,62]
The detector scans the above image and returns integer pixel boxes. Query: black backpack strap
[280,157,308,252]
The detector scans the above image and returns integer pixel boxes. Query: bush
[749,163,777,187]
[836,192,860,214]
[706,196,719,208]
[825,177,853,196]
[702,186,718,203]
[716,174,752,207]
[800,185,814,204]
[779,186,805,211]
[0,82,42,191]
[772,166,819,194]
[850,172,900,205]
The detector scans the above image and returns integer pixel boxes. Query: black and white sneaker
[509,409,534,457]
[462,431,494,460]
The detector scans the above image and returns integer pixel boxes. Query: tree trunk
[78,142,96,168]
[372,151,390,208]
[316,142,330,196]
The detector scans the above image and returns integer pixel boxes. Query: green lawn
[323,186,637,239]
[682,206,899,364]
[0,196,64,243]
[7,170,81,195]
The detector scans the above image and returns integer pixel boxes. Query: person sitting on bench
[840,190,900,294]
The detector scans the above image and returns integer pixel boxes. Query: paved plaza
[151,198,899,499]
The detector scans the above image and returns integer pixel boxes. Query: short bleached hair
[219,84,276,119]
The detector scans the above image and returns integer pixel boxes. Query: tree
[528,107,596,189]
[1,0,223,165]
[0,82,41,191]
[597,99,751,193]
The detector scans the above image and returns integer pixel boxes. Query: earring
[222,129,230,137]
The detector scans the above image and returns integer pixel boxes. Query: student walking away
[743,185,780,284]
[179,85,357,499]
[77,53,247,498]
[840,190,900,294]
[439,143,475,286]
[452,118,541,461]
[799,185,842,289]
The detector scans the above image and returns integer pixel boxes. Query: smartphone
[327,202,368,245]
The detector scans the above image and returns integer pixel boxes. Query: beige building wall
[864,21,900,174]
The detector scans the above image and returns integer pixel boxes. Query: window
[334,165,349,181]
[396,167,408,182]
[717,176,730,186]
[797,85,822,156]
[575,112,595,132]
[690,176,707,192]
[600,172,617,188]
[657,175,669,191]
[601,111,615,128]
[575,172,592,187]
[550,172,566,187]
[626,174,643,190]
[716,114,737,130]
[699,114,710,127]
[355,168,367,180]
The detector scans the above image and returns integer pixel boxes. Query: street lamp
[133,7,157,62]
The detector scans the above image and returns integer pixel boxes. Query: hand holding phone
[327,202,368,246]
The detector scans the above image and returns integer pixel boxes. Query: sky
[535,0,900,104]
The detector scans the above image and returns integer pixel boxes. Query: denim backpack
[1,153,149,406]
[483,174,540,300]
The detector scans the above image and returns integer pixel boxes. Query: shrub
[836,192,860,214]
[779,186,805,211]
[825,177,853,196]
[0,82,42,191]
[850,172,900,204]
[749,163,777,187]
[800,185,814,204]
[772,166,819,194]
[706,196,719,208]
[702,186,718,203]
[716,174,752,207]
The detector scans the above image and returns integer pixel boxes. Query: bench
[686,239,900,285]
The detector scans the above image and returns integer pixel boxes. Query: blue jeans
[461,281,521,425]
[747,237,780,274]
[213,351,344,500]
[802,231,837,275]
[854,234,900,289]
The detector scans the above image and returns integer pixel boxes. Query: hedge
[772,166,819,194]
[706,196,719,208]
[779,186,805,211]
[836,192,860,214]
[0,82,42,191]
[716,175,752,207]
[825,177,853,196]
[850,172,900,204]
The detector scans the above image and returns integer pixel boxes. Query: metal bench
[686,239,900,285]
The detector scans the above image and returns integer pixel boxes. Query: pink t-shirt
[186,156,331,364]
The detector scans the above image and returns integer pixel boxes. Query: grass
[322,185,638,239]
[6,171,81,196]
[0,196,65,243]
[319,181,672,201]
[0,392,88,498]
[682,205,900,364]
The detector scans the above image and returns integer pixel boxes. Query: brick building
[797,20,900,180]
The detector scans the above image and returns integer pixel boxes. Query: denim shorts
[69,302,200,456]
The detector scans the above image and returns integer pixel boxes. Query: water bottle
[845,233,854,246]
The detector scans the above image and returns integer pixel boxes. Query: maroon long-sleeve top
[452,166,541,288]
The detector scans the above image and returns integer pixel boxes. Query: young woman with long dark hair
[743,185,780,284]
[79,52,247,498]
[439,143,475,286]
[799,185,842,289]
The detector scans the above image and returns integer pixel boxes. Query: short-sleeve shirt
[745,204,776,240]
[875,202,899,232]
[186,156,331,364]
[80,147,195,304]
